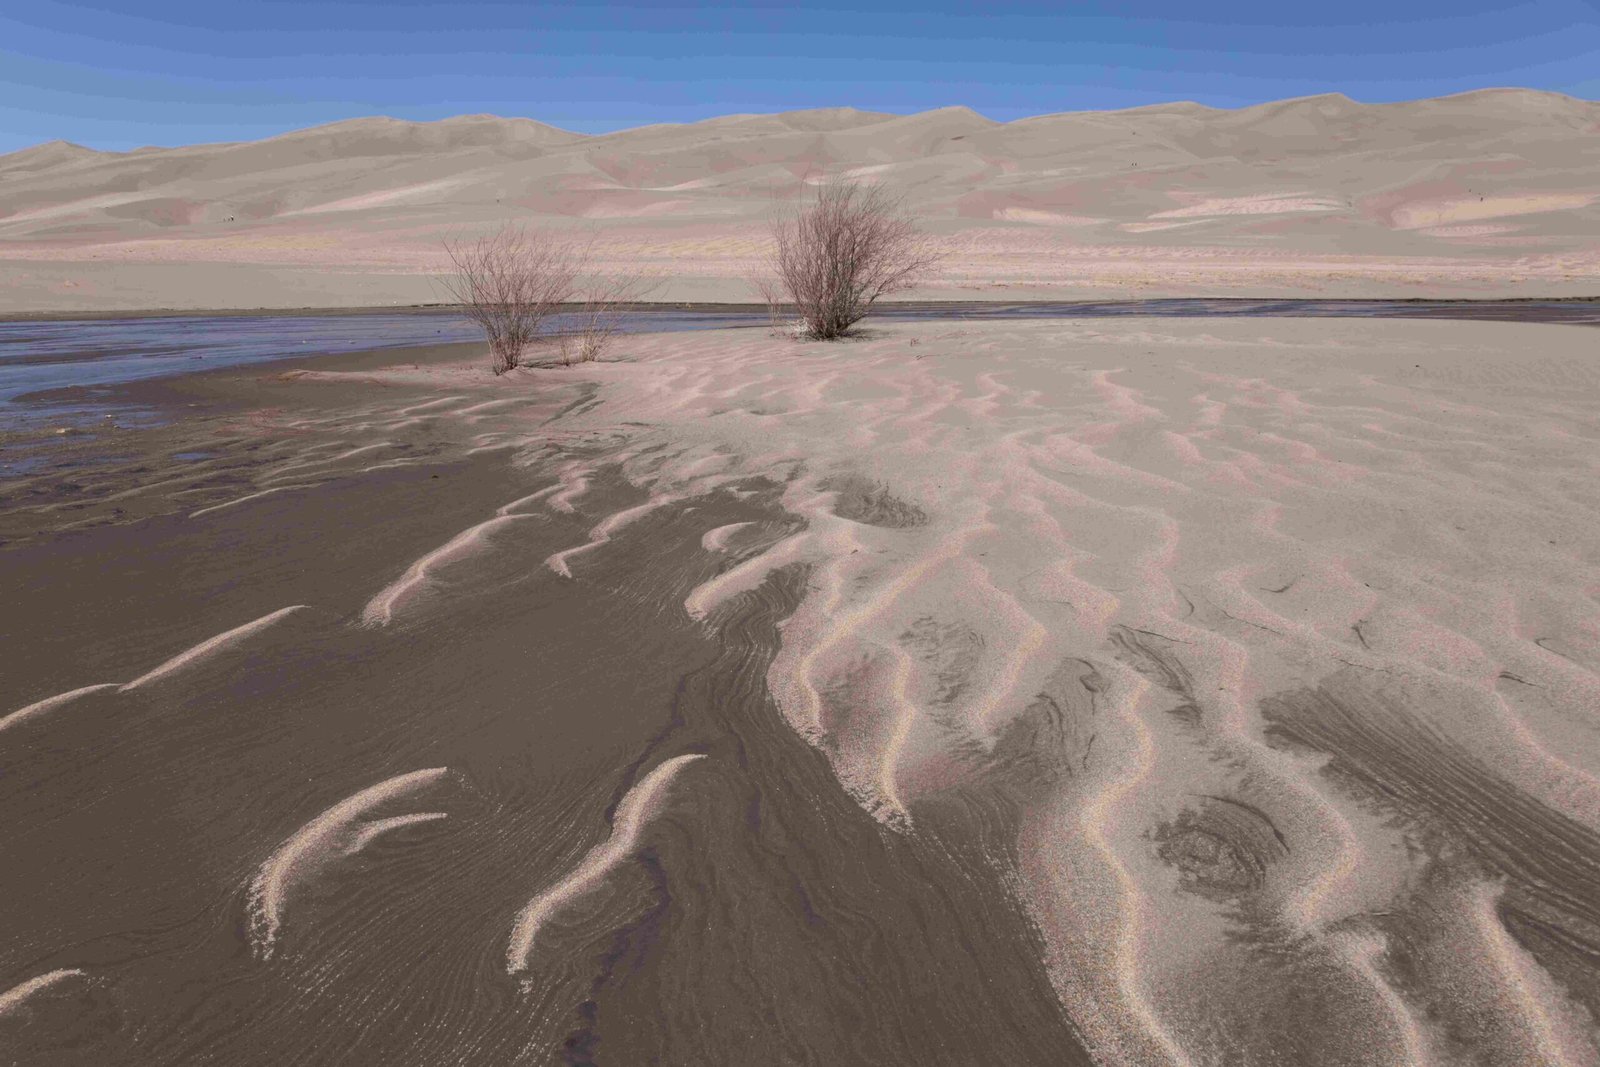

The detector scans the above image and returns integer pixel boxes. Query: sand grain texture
[3,316,1600,1065]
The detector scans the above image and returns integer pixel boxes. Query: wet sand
[8,300,1595,432]
[4,317,1600,1065]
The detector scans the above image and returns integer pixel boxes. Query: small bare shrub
[761,182,942,340]
[557,273,660,365]
[443,225,585,374]
[748,273,790,336]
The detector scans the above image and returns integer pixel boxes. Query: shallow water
[0,309,771,425]
[928,297,1600,325]
[0,312,474,413]
[2,299,1596,426]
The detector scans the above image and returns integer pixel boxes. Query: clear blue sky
[3,0,1597,154]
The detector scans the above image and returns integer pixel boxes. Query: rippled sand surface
[3,317,1600,1065]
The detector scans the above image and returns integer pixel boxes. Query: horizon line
[9,84,1595,158]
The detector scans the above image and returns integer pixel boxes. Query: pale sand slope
[1,89,1598,311]
[254,316,1600,1064]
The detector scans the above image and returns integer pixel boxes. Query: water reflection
[3,299,1596,428]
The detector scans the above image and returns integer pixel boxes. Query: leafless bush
[760,182,942,340]
[443,225,585,374]
[747,273,792,336]
[556,273,660,365]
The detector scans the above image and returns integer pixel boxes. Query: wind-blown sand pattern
[121,605,307,689]
[0,969,88,1019]
[506,753,704,975]
[699,521,753,553]
[544,494,681,579]
[188,483,320,518]
[4,315,1600,1064]
[3,606,307,732]
[361,514,532,625]
[248,767,452,959]
[493,317,1600,1065]
[0,684,120,735]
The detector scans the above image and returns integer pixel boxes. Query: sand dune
[1,88,1596,310]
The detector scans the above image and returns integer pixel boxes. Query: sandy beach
[3,312,1599,1064]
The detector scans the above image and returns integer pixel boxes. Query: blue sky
[3,0,1597,153]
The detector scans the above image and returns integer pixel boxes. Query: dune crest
[2,608,307,737]
[3,90,1596,310]
[544,494,681,579]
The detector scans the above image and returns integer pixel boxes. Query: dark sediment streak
[0,442,1087,1064]
[559,561,1086,1065]
[1263,671,1600,1026]
[820,473,929,529]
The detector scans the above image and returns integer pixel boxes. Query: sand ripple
[506,753,704,975]
[123,605,307,690]
[248,767,451,959]
[9,315,1600,1063]
[0,968,89,1019]
[520,318,1600,1064]
[362,515,532,625]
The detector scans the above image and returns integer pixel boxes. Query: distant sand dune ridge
[1,88,1597,310]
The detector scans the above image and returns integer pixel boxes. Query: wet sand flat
[3,316,1600,1065]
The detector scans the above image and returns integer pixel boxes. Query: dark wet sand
[0,341,1086,1065]
[7,315,1600,1066]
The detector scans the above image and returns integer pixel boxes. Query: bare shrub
[443,225,585,374]
[747,272,792,336]
[761,182,943,340]
[557,272,660,365]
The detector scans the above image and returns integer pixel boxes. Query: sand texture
[1,89,1598,311]
[3,316,1600,1064]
